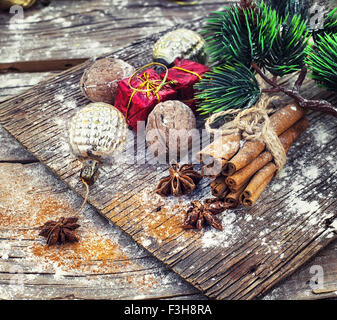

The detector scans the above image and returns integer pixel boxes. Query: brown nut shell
[80,57,135,104]
[146,100,197,158]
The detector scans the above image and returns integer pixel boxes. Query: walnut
[80,57,135,104]
[146,100,197,158]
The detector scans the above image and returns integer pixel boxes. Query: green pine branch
[324,8,337,34]
[195,63,261,115]
[202,1,279,67]
[306,33,337,91]
[196,0,337,118]
[313,7,337,41]
[261,0,309,20]
[264,13,310,77]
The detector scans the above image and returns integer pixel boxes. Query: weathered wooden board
[2,72,337,301]
[0,72,55,162]
[1,161,337,300]
[0,0,229,71]
[1,20,337,300]
[0,162,205,300]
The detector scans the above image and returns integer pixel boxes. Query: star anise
[183,198,231,231]
[38,217,80,246]
[155,162,202,197]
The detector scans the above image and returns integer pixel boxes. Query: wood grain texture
[0,72,53,102]
[1,161,336,300]
[1,17,336,300]
[263,240,337,300]
[0,72,54,162]
[1,0,337,300]
[1,72,337,301]
[0,162,206,300]
[0,0,233,71]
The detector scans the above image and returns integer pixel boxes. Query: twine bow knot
[205,95,287,175]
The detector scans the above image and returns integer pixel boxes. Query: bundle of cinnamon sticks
[199,103,309,208]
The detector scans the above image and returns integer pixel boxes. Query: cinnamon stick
[226,116,309,189]
[228,181,247,193]
[241,163,277,201]
[223,103,306,176]
[241,166,275,207]
[226,151,273,190]
[210,175,228,199]
[278,117,309,153]
[201,159,227,178]
[241,117,309,207]
[198,133,241,177]
[225,183,248,208]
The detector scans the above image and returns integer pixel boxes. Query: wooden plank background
[0,0,227,71]
[0,0,337,300]
[1,20,337,300]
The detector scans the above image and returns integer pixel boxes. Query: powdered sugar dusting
[0,163,194,299]
[201,211,241,248]
[302,165,320,180]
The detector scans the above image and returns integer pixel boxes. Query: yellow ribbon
[126,62,171,120]
[172,66,202,80]
[171,0,199,5]
[125,63,202,120]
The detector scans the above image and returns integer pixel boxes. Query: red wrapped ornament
[161,58,209,111]
[115,64,177,130]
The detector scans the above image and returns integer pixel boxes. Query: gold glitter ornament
[69,102,128,185]
[0,0,36,9]
[153,28,207,67]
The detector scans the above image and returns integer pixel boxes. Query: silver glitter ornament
[153,28,207,67]
[69,102,128,184]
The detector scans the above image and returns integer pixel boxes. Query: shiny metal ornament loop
[69,102,128,184]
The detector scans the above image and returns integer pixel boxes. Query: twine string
[74,178,90,217]
[205,95,287,175]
